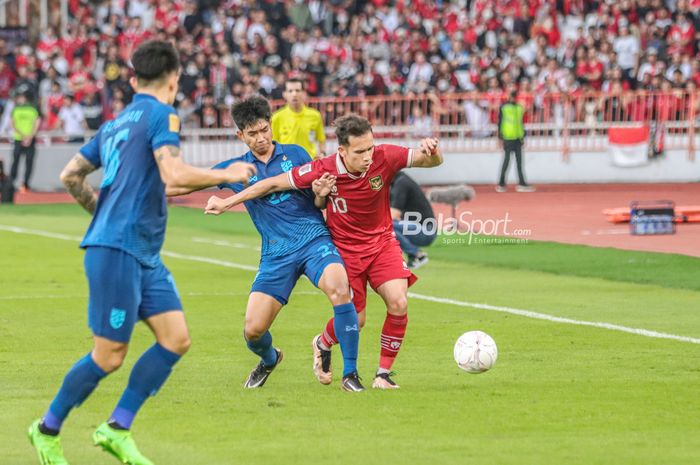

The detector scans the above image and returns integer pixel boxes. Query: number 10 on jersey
[329,196,347,213]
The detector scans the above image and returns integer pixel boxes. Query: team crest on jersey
[109,308,126,329]
[299,163,313,175]
[281,160,293,172]
[369,175,383,191]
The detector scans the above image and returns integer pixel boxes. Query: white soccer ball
[453,331,498,373]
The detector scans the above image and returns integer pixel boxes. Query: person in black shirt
[390,171,437,269]
[0,159,13,203]
[81,89,103,130]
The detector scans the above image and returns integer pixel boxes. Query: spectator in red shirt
[36,27,62,64]
[667,14,695,56]
[43,81,64,131]
[0,59,15,109]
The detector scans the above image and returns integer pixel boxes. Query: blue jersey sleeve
[79,128,102,168]
[290,144,313,164]
[212,158,245,192]
[148,104,181,151]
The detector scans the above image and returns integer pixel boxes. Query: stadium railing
[24,91,700,164]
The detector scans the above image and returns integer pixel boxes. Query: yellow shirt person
[271,79,326,158]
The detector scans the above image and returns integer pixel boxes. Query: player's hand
[420,138,439,156]
[224,162,256,184]
[312,173,336,198]
[204,195,229,215]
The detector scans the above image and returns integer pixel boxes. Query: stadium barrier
[20,91,700,163]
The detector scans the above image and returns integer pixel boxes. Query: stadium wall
[1,143,697,192]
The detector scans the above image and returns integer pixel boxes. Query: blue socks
[245,330,278,367]
[43,353,107,432]
[109,343,180,430]
[333,303,359,376]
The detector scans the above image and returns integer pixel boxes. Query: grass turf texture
[1,204,699,465]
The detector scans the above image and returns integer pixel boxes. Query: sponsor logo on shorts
[369,175,383,190]
[109,308,127,329]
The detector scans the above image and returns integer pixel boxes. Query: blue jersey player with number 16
[200,96,363,392]
[27,41,256,465]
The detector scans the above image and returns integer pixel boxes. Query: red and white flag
[608,125,650,167]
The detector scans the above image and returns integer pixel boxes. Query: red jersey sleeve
[380,144,414,174]
[288,157,325,190]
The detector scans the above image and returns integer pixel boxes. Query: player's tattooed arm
[154,146,191,196]
[60,154,98,215]
[154,145,256,196]
[410,138,444,168]
[155,145,181,162]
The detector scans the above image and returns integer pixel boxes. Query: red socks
[320,318,338,348]
[379,313,408,371]
[320,312,408,371]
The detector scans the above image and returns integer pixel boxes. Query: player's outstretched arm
[60,153,98,214]
[410,137,444,168]
[154,145,256,195]
[204,172,292,215]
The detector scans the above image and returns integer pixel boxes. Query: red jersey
[289,144,413,255]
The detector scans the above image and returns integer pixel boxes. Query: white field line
[161,250,258,272]
[2,224,698,345]
[0,294,84,300]
[408,293,700,345]
[0,291,322,301]
[191,237,261,251]
[581,229,630,236]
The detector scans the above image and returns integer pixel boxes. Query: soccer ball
[453,331,498,373]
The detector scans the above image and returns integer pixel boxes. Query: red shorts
[339,239,418,313]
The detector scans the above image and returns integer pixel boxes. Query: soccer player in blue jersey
[27,41,256,465]
[204,96,363,392]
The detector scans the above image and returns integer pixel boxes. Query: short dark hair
[334,114,373,146]
[232,95,271,130]
[131,40,180,85]
[285,78,305,91]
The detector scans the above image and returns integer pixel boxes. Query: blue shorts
[84,246,182,343]
[252,236,344,305]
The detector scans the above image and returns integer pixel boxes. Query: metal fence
[30,91,700,163]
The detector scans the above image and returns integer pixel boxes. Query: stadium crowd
[2,0,700,135]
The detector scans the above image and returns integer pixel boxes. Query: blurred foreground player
[28,41,255,465]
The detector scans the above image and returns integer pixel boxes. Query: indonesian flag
[608,125,650,167]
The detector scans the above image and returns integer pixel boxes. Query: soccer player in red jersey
[206,114,443,389]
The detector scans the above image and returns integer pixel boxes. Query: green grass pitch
[1,204,699,465]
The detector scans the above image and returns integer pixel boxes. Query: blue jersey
[214,143,329,258]
[78,93,181,268]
